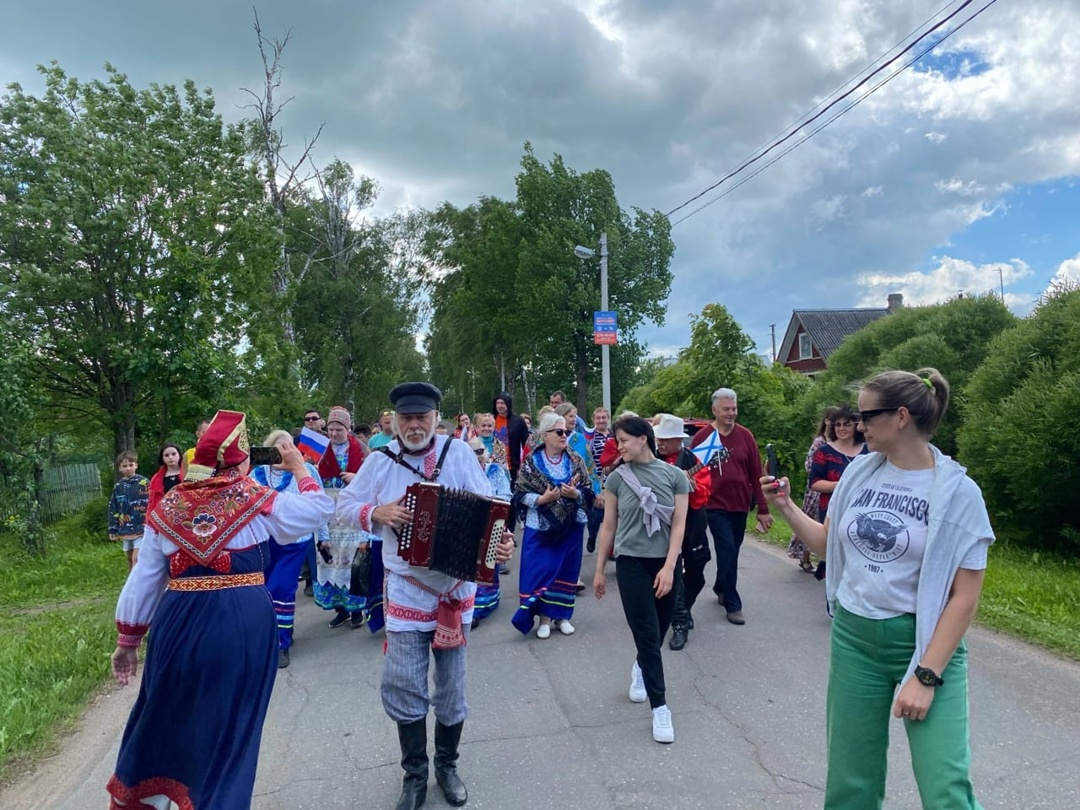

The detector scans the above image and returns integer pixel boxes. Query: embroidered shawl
[512,448,594,528]
[317,434,366,482]
[147,470,277,567]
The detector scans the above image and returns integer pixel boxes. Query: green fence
[39,463,104,522]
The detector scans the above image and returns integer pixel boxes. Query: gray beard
[400,430,435,452]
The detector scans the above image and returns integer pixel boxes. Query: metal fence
[38,463,104,522]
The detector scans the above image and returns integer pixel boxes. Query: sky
[4,1,1078,361]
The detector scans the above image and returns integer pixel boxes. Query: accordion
[396,482,511,585]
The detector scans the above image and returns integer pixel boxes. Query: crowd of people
[104,369,994,810]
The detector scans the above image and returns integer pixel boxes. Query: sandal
[799,560,815,573]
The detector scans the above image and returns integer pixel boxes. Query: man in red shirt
[689,388,772,625]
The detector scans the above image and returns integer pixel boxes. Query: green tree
[292,159,425,419]
[958,285,1080,551]
[802,295,1016,455]
[0,64,279,454]
[425,144,675,417]
[0,316,49,556]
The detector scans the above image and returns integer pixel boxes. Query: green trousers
[825,604,981,810]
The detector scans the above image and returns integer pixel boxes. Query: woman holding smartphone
[763,368,993,809]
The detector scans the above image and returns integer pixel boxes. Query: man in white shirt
[336,382,514,810]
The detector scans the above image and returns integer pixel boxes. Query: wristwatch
[914,665,944,687]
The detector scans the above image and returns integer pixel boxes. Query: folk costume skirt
[512,523,584,633]
[107,544,277,810]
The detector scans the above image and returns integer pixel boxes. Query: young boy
[107,451,149,570]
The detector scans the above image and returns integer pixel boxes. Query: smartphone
[765,443,780,480]
[249,445,282,466]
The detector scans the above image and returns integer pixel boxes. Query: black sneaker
[669,628,688,651]
[303,583,314,598]
[328,612,349,629]
[586,537,596,553]
[349,612,365,629]
[278,648,290,668]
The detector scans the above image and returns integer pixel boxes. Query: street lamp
[573,232,611,415]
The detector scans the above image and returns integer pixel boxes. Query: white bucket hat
[653,413,685,440]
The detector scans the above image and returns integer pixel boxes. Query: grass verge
[747,513,1080,660]
[0,516,127,782]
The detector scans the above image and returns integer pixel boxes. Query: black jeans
[706,509,749,613]
[586,504,604,546]
[672,509,709,630]
[616,555,675,709]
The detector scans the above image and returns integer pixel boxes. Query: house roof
[778,307,891,362]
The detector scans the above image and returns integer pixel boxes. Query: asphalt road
[5,538,1079,809]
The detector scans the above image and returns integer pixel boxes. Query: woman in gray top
[593,415,689,745]
[763,368,993,809]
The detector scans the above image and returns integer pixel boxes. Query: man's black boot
[395,720,428,810]
[434,721,468,806]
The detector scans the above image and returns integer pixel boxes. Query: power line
[665,0,990,221]
[670,0,1000,228]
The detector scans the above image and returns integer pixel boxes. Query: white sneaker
[628,662,647,703]
[652,705,674,743]
[536,623,551,639]
[558,620,575,635]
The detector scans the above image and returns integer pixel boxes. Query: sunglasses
[380,410,394,417]
[473,448,485,456]
[304,415,321,422]
[833,421,854,428]
[857,408,899,423]
[546,429,570,437]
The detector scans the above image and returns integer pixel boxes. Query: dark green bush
[958,287,1080,552]
[78,495,111,538]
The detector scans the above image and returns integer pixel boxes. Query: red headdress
[149,410,276,575]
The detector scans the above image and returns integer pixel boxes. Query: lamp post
[573,232,611,415]
[998,266,1005,305]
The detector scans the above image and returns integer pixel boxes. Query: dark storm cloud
[4,1,1079,356]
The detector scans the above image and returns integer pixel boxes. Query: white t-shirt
[835,460,985,619]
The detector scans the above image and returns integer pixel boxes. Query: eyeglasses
[546,429,570,437]
[857,408,899,423]
[304,415,321,422]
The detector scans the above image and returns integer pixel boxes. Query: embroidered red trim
[117,633,143,649]
[297,476,320,493]
[386,603,439,622]
[359,503,375,533]
[107,773,194,810]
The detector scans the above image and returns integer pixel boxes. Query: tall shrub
[958,286,1080,551]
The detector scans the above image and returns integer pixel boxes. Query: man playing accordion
[336,381,514,810]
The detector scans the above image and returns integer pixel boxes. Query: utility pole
[599,232,611,415]
[769,324,776,363]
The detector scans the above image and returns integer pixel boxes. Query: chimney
[887,293,904,312]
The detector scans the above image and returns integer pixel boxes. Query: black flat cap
[389,382,442,415]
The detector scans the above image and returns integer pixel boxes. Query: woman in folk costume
[107,410,334,810]
[467,434,512,627]
[511,411,594,639]
[315,406,384,631]
[252,429,330,669]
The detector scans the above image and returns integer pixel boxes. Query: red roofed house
[778,294,904,376]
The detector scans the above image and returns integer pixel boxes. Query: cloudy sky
[5,1,1078,359]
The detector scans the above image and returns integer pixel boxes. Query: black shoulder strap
[432,436,454,481]
[376,437,455,483]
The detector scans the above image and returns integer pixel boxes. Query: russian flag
[297,427,329,464]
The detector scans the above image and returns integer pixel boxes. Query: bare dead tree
[240,7,325,338]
